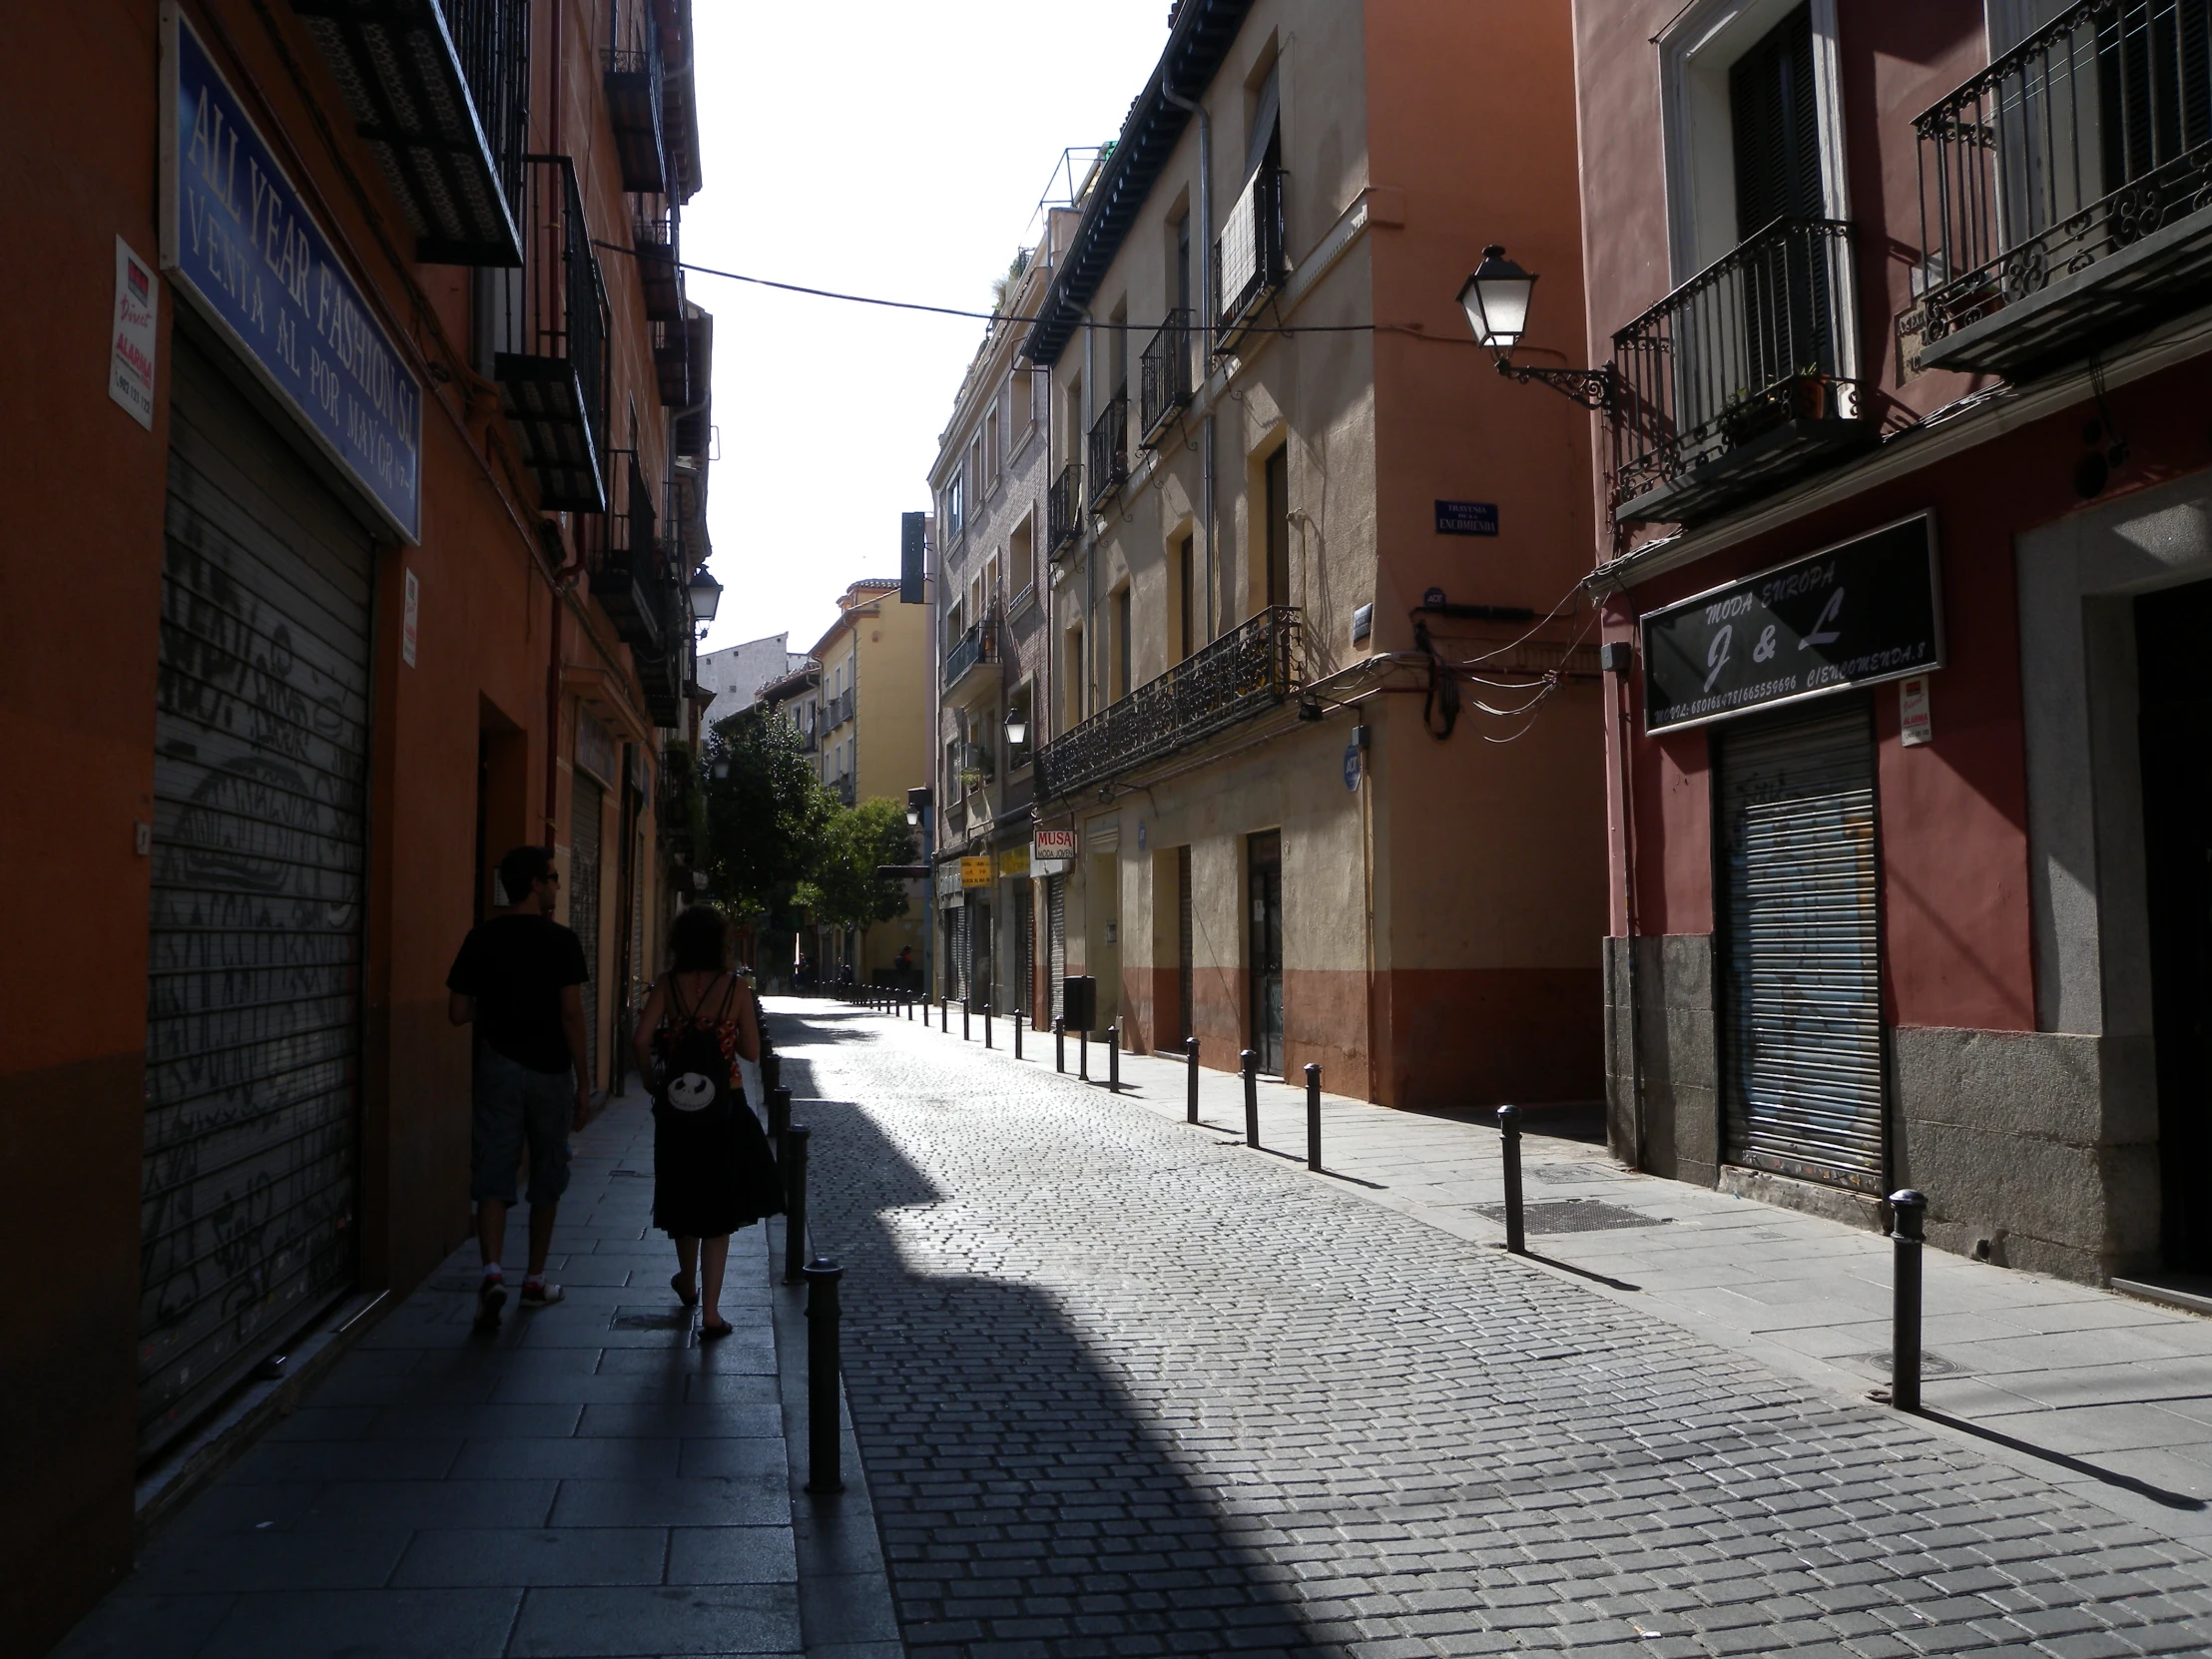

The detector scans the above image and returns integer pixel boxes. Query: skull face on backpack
[658,1019,730,1121]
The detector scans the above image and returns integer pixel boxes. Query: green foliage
[794,796,917,933]
[700,709,833,917]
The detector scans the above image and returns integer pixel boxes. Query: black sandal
[671,1271,699,1308]
[699,1319,734,1341]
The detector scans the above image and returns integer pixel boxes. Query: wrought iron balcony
[1609,217,1875,527]
[486,156,610,511]
[1139,309,1195,446]
[1214,167,1286,349]
[1035,606,1300,802]
[1909,0,2212,378]
[833,774,856,808]
[1047,458,1083,557]
[827,688,855,730]
[634,197,683,322]
[603,23,667,195]
[653,314,690,407]
[1088,394,1130,509]
[640,635,689,731]
[292,0,528,266]
[587,451,666,652]
[942,618,999,700]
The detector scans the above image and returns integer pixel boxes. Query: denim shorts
[470,1046,574,1207]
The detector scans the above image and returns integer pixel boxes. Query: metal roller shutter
[1014,882,1034,1020]
[144,337,375,1455]
[571,777,603,1089]
[1047,875,1066,1022]
[1716,700,1885,1194]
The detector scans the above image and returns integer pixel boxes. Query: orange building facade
[0,3,713,1647]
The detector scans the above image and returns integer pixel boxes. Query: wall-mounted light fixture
[1005,711,1027,747]
[688,563,724,627]
[1458,246,1613,411]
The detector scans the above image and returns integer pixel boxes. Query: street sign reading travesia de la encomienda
[1640,515,1942,733]
[160,5,422,542]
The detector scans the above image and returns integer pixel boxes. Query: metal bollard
[1497,1105,1525,1255]
[1079,1026,1089,1081]
[1186,1038,1200,1124]
[1013,1005,1023,1060]
[962,999,970,1042]
[983,1002,992,1049]
[1306,1063,1322,1172]
[783,1125,812,1286]
[803,1257,845,1492]
[1108,1025,1120,1093]
[1054,1018,1065,1073]
[1889,1189,1927,1412]
[769,1086,792,1158]
[763,1050,782,1097]
[1242,1050,1259,1147]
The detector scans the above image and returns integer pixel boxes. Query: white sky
[688,2,1172,659]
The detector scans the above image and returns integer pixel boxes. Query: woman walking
[632,905,784,1338]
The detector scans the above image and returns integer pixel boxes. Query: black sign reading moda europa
[1641,515,1942,732]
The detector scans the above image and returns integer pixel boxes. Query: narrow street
[775,1001,2212,1659]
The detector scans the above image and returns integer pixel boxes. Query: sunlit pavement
[778,995,2212,1659]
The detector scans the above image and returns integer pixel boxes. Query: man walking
[447,844,592,1329]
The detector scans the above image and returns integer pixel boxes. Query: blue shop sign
[161,5,421,541]
[1434,499,1498,537]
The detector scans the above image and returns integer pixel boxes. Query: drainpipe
[1160,77,1215,642]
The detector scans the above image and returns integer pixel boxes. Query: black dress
[651,974,785,1237]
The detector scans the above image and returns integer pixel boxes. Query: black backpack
[659,978,735,1121]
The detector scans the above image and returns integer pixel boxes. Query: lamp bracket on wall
[1494,357,1615,412]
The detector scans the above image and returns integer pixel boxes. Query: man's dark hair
[669,905,731,973]
[498,844,555,905]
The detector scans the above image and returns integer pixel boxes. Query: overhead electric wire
[593,240,1404,335]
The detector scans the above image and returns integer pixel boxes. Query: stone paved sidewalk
[788,997,2212,1659]
[52,1086,899,1659]
[883,997,2212,1548]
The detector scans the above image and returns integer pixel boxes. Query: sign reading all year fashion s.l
[1640,515,1942,733]
[159,4,422,541]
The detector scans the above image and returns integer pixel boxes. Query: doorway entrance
[1247,830,1283,1076]
[2138,583,2212,1272]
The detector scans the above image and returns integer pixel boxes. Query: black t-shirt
[446,914,590,1074]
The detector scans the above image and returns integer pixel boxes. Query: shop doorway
[1247,830,1284,1076]
[2137,584,2212,1272]
[1714,699,1885,1194]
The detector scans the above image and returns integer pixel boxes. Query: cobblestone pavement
[773,1000,2212,1659]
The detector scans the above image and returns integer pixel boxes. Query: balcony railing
[486,156,609,511]
[633,197,683,322]
[1139,309,1195,446]
[827,688,855,729]
[602,20,667,194]
[1910,0,2212,377]
[587,451,667,652]
[833,774,856,808]
[1047,458,1083,557]
[653,313,690,407]
[1609,217,1874,527]
[1087,394,1130,509]
[1214,167,1286,347]
[292,0,528,266]
[942,618,998,692]
[1035,606,1300,801]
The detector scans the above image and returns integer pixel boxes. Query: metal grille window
[1214,167,1286,340]
[144,338,374,1456]
[1717,701,1885,1194]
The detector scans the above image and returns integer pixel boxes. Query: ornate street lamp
[687,563,723,628]
[1457,245,1612,411]
[1004,711,1026,747]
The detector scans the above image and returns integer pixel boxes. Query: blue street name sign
[161,5,422,541]
[1434,499,1499,537]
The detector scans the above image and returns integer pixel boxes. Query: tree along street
[774,1001,2212,1659]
